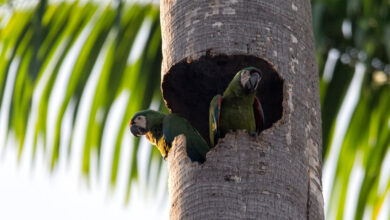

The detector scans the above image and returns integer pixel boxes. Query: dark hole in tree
[162,55,283,144]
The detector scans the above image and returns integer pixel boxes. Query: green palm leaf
[0,0,163,201]
[313,0,390,218]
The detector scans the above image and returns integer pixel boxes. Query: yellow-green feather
[140,111,209,162]
[209,68,258,147]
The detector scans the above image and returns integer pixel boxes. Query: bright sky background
[0,139,169,220]
[0,97,169,220]
[0,78,169,219]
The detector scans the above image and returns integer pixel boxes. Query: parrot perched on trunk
[209,67,265,147]
[129,110,210,163]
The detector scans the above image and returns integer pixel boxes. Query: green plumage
[209,67,265,147]
[130,110,209,163]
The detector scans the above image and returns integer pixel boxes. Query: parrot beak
[244,71,261,93]
[129,115,148,137]
[130,124,148,137]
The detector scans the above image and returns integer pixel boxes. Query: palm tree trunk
[161,0,324,219]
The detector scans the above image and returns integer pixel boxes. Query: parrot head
[129,110,165,137]
[239,67,262,93]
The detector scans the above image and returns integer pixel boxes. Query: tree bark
[161,0,323,219]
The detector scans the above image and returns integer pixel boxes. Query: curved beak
[244,72,261,93]
[130,125,147,137]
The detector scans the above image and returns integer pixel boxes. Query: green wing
[163,114,209,163]
[209,95,222,147]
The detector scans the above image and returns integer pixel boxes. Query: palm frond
[0,1,163,200]
[313,0,390,218]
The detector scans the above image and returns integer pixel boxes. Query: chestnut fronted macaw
[209,67,265,147]
[130,110,209,163]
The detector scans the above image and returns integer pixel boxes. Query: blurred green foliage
[313,0,390,219]
[0,0,164,202]
[0,0,389,219]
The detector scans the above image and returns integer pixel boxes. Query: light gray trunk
[160,0,324,219]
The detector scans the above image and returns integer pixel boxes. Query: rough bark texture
[169,133,319,219]
[161,0,324,219]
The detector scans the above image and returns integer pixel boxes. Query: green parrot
[209,67,265,147]
[129,110,210,163]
